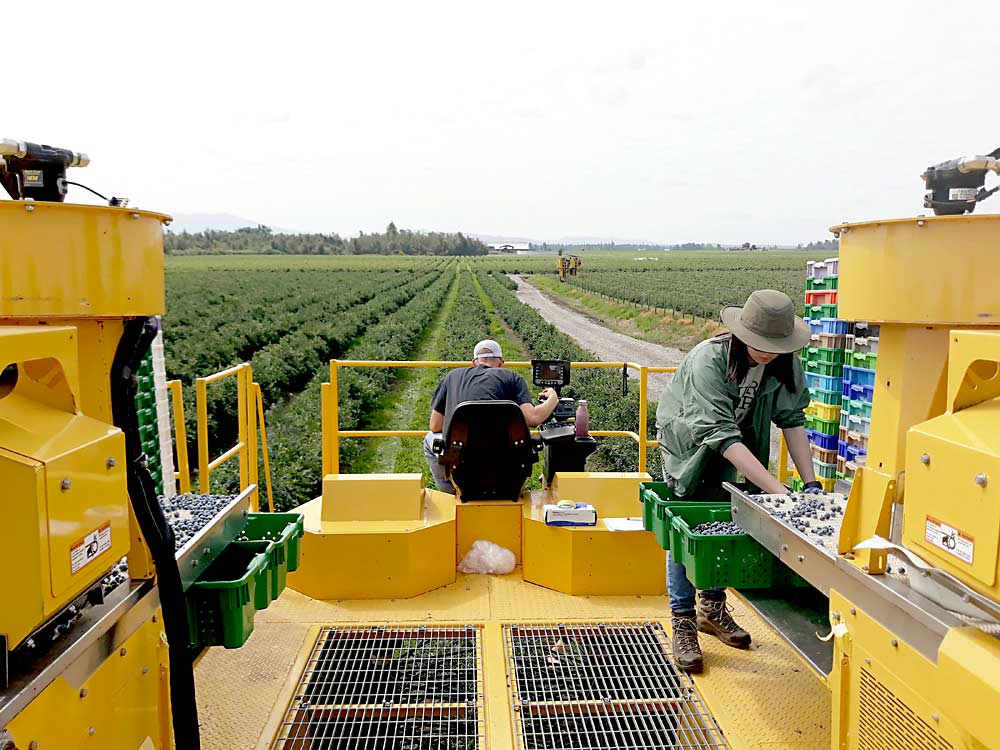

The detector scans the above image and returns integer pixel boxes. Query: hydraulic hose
[111,316,201,750]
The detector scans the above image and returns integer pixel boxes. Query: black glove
[802,480,826,495]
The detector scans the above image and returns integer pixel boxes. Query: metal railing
[167,364,275,512]
[321,360,678,476]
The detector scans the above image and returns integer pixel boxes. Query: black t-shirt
[431,365,533,429]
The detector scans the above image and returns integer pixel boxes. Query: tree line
[163,222,489,256]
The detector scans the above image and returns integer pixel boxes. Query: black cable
[110,317,201,750]
[62,180,110,202]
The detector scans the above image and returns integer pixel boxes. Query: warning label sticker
[925,515,974,565]
[70,523,112,574]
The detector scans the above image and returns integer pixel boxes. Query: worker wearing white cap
[423,339,559,493]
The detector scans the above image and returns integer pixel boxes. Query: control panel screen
[532,359,571,387]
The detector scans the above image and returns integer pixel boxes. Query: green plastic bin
[239,512,305,598]
[805,360,843,378]
[806,346,846,365]
[640,482,719,552]
[667,504,785,589]
[811,387,841,406]
[187,541,271,649]
[806,275,838,291]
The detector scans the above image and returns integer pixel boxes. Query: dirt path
[512,275,684,400]
[514,274,783,462]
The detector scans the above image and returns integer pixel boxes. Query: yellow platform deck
[195,569,830,750]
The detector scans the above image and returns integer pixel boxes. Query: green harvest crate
[187,541,271,649]
[849,351,878,370]
[239,512,306,597]
[812,415,839,436]
[806,275,838,291]
[805,346,846,365]
[668,504,786,589]
[812,459,838,479]
[640,482,676,549]
[848,399,874,420]
[788,476,804,492]
[805,360,843,378]
[811,387,841,406]
[236,540,274,610]
[640,482,723,552]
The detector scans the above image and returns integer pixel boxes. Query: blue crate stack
[840,321,879,485]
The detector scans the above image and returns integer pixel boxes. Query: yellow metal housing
[550,471,652,517]
[835,214,1000,325]
[4,607,171,749]
[828,590,991,750]
[0,327,129,649]
[0,202,168,318]
[321,473,425,522]
[288,492,457,600]
[905,330,1000,596]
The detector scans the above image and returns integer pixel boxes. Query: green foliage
[163,224,489,256]
[263,270,457,510]
[564,268,812,318]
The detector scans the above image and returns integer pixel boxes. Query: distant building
[487,242,531,253]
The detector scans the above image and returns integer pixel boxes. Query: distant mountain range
[165,213,298,235]
[163,216,658,246]
[162,214,816,249]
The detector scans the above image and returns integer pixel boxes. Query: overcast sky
[10,1,999,244]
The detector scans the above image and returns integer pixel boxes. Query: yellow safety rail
[322,360,678,476]
[179,363,275,512]
[167,379,192,494]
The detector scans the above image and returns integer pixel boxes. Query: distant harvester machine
[557,253,581,281]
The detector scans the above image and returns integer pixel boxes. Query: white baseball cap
[473,339,503,359]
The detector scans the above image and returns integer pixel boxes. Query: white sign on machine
[70,522,113,574]
[925,515,974,565]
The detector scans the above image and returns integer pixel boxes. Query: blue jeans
[667,558,725,612]
[662,460,725,612]
[423,432,455,494]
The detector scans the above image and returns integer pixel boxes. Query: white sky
[10,0,1000,244]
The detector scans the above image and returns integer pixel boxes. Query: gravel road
[513,274,782,462]
[512,275,683,400]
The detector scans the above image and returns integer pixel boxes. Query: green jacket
[655,336,810,500]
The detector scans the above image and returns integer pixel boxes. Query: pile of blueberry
[161,493,237,550]
[101,558,130,596]
[691,520,745,536]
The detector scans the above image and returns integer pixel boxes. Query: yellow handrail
[195,363,259,509]
[323,360,678,476]
[167,379,191,494]
[254,383,275,512]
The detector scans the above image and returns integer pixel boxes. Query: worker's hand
[539,387,558,403]
[802,480,826,495]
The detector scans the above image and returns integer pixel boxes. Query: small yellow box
[552,472,651,518]
[456,502,522,565]
[322,473,424,522]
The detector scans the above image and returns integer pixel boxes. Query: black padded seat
[433,400,541,501]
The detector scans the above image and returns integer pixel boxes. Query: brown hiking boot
[670,611,703,673]
[697,594,751,649]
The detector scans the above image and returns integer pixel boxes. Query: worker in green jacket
[656,289,823,673]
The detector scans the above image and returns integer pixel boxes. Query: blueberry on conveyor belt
[159,493,238,550]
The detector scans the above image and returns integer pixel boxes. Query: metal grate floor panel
[271,625,485,749]
[504,622,727,750]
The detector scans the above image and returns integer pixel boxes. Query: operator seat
[434,400,541,501]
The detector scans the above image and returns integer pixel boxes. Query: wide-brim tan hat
[720,289,811,354]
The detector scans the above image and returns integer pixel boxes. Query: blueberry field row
[563,268,809,319]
